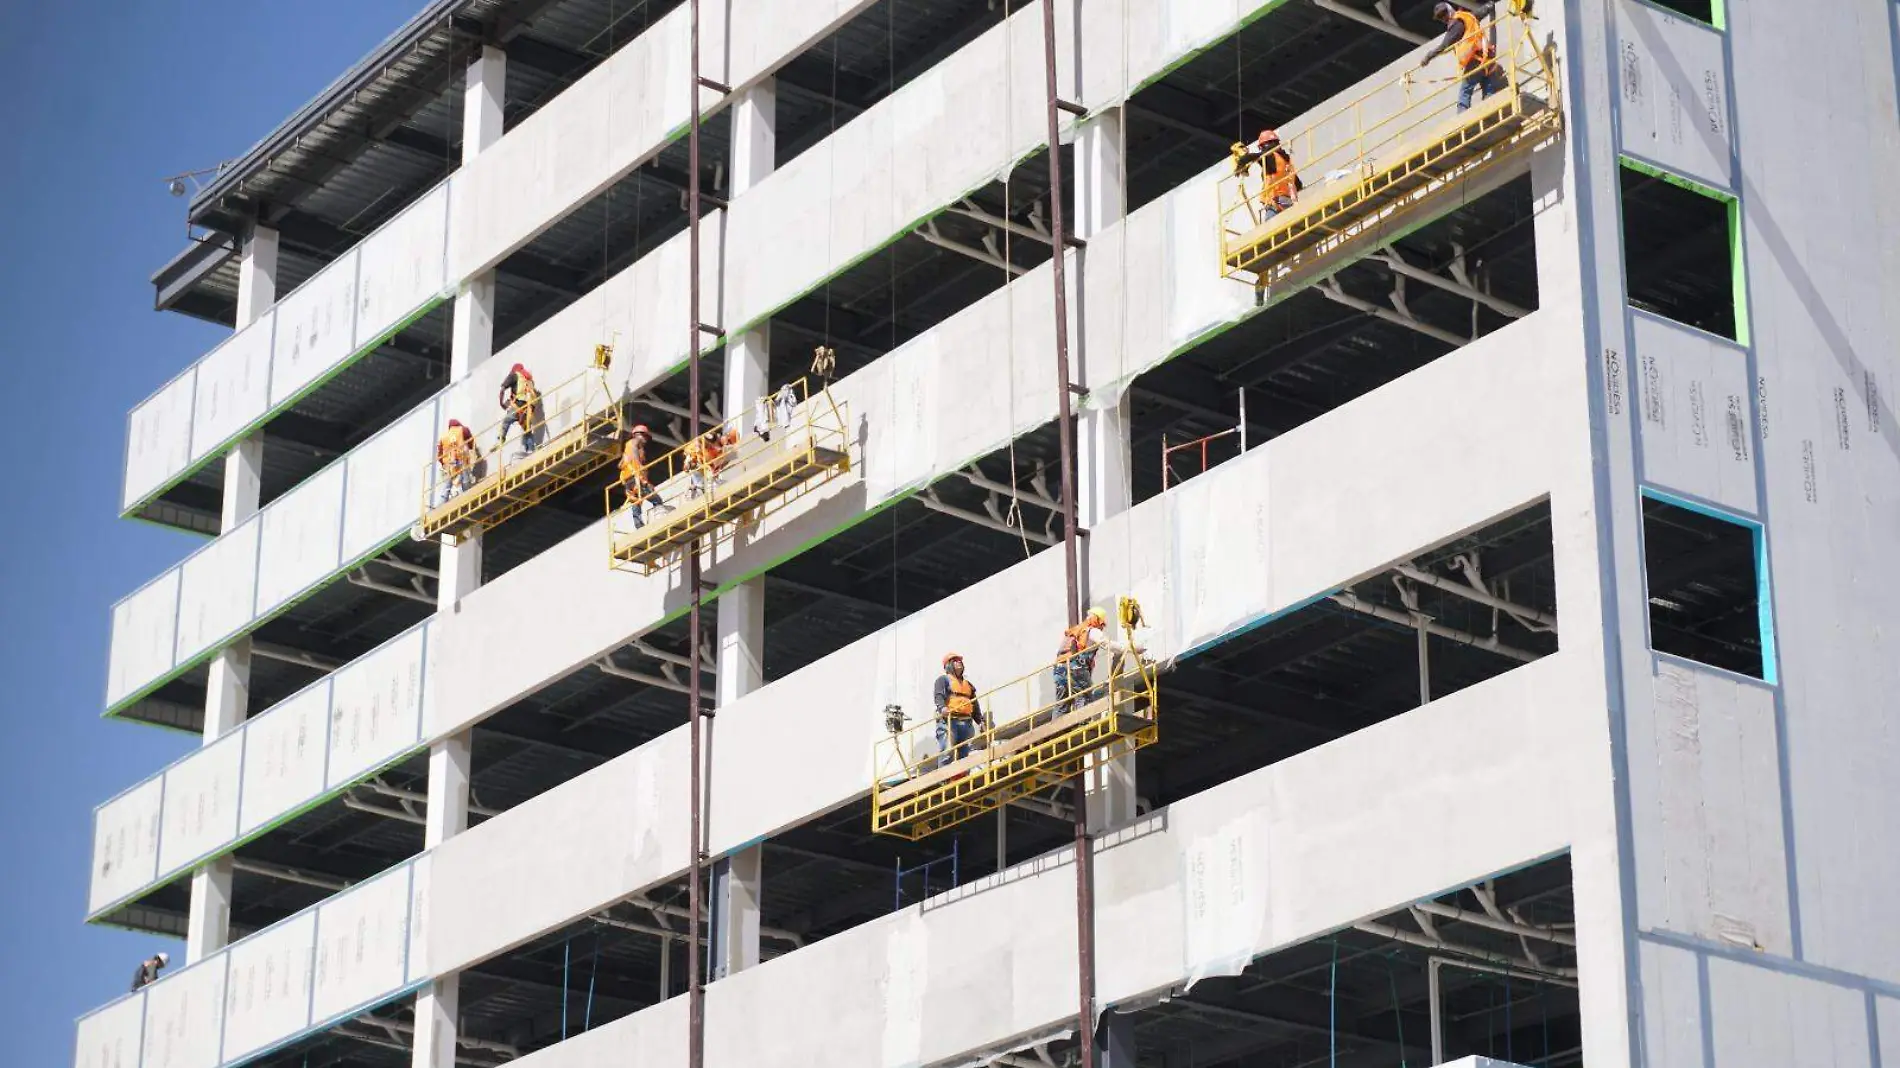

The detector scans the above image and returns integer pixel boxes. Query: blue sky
[0,1,414,1061]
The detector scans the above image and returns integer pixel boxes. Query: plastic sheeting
[1613,0,1734,192]
[270,249,361,407]
[172,517,259,663]
[106,569,181,709]
[325,624,428,789]
[237,681,329,837]
[1179,808,1271,987]
[354,180,451,351]
[254,463,346,614]
[189,312,274,464]
[1631,312,1759,515]
[309,864,414,1024]
[123,371,197,511]
[157,730,243,875]
[218,911,316,1062]
[88,776,164,915]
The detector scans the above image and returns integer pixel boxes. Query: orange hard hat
[447,418,465,429]
[511,362,527,375]
[1258,128,1281,144]
[943,653,964,669]
[629,424,651,437]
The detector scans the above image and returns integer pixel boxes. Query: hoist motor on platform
[871,597,1160,841]
[416,359,626,545]
[1217,9,1560,292]
[605,377,852,576]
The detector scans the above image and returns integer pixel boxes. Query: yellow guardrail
[418,364,624,542]
[604,376,852,574]
[871,601,1160,839]
[1218,10,1559,286]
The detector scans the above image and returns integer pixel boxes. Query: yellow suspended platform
[872,621,1159,841]
[607,378,851,576]
[1219,12,1561,290]
[418,368,625,544]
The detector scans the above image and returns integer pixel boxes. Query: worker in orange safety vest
[1238,128,1302,218]
[497,362,543,453]
[435,419,481,503]
[1422,2,1505,112]
[617,424,673,529]
[933,653,985,766]
[1052,607,1110,714]
[684,425,740,498]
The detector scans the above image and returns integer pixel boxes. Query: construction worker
[497,362,543,453]
[434,419,481,504]
[131,952,169,992]
[1053,608,1110,713]
[617,424,672,529]
[1422,2,1505,112]
[933,653,985,766]
[1238,128,1301,218]
[685,425,740,498]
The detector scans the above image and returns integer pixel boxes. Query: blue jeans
[1459,66,1506,111]
[625,481,664,528]
[936,717,977,766]
[1053,664,1105,714]
[1262,194,1294,218]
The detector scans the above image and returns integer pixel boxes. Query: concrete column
[413,47,504,1068]
[708,80,775,981]
[1073,110,1139,835]
[184,224,276,963]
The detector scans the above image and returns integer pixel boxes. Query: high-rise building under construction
[78,1,1900,1066]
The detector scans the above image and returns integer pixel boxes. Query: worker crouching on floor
[1423,2,1506,112]
[934,653,985,766]
[685,425,741,498]
[1236,128,1302,219]
[497,362,543,454]
[618,424,672,529]
[434,419,482,504]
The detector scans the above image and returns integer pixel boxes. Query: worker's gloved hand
[1418,53,1433,68]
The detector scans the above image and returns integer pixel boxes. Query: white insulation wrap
[123,371,197,510]
[1179,808,1271,987]
[172,517,260,664]
[140,956,226,1068]
[1613,0,1734,192]
[1629,658,1792,955]
[157,730,243,874]
[89,776,164,915]
[325,624,428,790]
[270,249,362,407]
[107,570,181,709]
[254,463,346,614]
[450,7,695,280]
[723,0,1074,335]
[74,994,145,1068]
[189,312,274,464]
[354,180,451,350]
[341,398,439,564]
[237,681,331,837]
[218,912,316,1063]
[309,863,415,1025]
[1630,312,1760,513]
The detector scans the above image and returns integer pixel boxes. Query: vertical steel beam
[1036,1,1094,1064]
[686,4,707,1068]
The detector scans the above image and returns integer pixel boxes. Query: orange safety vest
[1057,623,1100,668]
[1262,148,1299,204]
[437,428,473,472]
[944,675,978,719]
[618,439,650,485]
[1451,10,1494,70]
[688,429,737,466]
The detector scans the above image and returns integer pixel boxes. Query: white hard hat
[155,952,170,965]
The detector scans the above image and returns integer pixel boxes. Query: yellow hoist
[604,362,852,575]
[1217,7,1561,291]
[416,349,627,544]
[871,596,1161,840]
